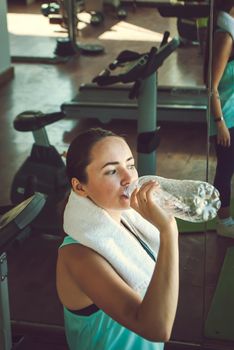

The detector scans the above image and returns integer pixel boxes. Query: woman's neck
[105,209,122,225]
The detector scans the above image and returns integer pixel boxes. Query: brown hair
[66,128,119,184]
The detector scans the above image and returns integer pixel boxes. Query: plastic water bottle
[124,176,221,223]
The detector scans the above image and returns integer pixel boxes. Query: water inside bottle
[124,176,221,223]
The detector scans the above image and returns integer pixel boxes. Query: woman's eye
[128,164,135,170]
[105,169,116,175]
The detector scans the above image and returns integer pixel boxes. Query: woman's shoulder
[59,236,98,263]
[214,28,233,43]
[58,236,99,277]
[213,29,233,57]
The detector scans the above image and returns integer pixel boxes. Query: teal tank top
[209,30,234,136]
[60,236,164,350]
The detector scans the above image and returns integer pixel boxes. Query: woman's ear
[71,178,88,197]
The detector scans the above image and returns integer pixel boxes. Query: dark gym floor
[1,1,234,349]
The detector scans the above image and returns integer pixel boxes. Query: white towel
[63,190,160,294]
[217,11,234,41]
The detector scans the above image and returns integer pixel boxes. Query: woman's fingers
[130,181,162,214]
[130,181,158,212]
[218,137,230,147]
[217,128,231,147]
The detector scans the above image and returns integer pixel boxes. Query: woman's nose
[120,168,132,186]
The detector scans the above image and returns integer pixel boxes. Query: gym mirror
[204,0,234,347]
[170,0,234,348]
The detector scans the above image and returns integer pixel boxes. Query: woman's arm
[59,182,179,342]
[211,31,233,147]
[129,181,179,341]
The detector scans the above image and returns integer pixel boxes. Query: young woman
[56,128,179,349]
[204,0,234,237]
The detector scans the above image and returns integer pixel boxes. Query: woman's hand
[217,122,231,147]
[130,181,177,233]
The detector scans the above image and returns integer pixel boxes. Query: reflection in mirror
[205,0,234,233]
[204,0,234,347]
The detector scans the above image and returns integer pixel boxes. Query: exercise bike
[11,111,69,235]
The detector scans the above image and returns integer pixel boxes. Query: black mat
[9,33,69,64]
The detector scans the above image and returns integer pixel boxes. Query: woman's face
[82,136,138,218]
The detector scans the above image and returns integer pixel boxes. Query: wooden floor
[1,1,234,349]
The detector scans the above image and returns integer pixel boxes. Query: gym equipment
[61,1,209,125]
[62,33,180,175]
[50,0,105,56]
[41,0,126,56]
[154,1,209,47]
[11,0,104,63]
[121,0,209,18]
[11,111,69,234]
[205,246,234,342]
[122,1,209,47]
[0,193,46,350]
[43,0,127,27]
[62,84,207,123]
[177,17,207,46]
[102,0,127,19]
[89,11,105,26]
[41,1,61,17]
